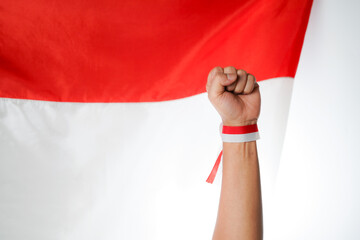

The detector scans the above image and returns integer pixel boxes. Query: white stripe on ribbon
[221,131,260,143]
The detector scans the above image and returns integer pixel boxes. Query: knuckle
[213,72,224,81]
[211,66,223,74]
[237,69,247,76]
[247,73,255,81]
[224,66,236,72]
[208,66,223,81]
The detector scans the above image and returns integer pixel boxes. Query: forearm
[213,140,263,240]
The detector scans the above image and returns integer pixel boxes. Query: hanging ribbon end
[205,150,223,184]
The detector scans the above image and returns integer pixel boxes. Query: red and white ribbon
[206,123,260,184]
[221,123,260,142]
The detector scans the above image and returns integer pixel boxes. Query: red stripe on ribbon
[222,124,258,134]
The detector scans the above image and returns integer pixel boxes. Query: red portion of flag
[0,0,312,102]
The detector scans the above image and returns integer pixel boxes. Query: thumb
[207,67,237,98]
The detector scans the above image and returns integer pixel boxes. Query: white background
[268,0,360,239]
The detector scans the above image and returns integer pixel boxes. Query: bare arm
[213,138,262,240]
[206,66,263,240]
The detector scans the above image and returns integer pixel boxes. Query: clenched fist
[206,66,261,126]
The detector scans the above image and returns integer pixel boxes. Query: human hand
[206,66,261,126]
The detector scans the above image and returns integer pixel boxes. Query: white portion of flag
[0,77,293,239]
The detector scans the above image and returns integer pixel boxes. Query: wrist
[206,120,259,183]
[223,141,257,157]
[222,119,258,126]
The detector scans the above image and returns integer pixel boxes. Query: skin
[206,66,263,240]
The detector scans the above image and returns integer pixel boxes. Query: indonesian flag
[0,0,312,239]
